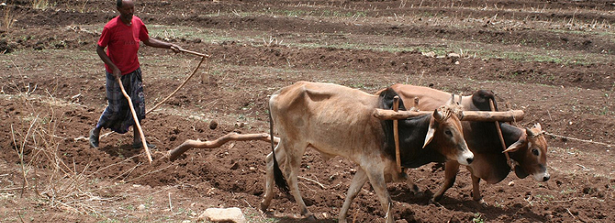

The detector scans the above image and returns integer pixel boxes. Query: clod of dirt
[0,40,13,54]
[230,162,239,170]
[210,120,218,129]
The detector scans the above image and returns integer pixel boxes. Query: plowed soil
[1,0,614,222]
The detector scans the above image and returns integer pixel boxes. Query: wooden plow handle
[179,48,211,58]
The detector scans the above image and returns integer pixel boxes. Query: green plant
[560,188,575,194]
[535,194,555,202]
[78,0,89,13]
[472,213,485,223]
[32,0,51,9]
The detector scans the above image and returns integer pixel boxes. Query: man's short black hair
[117,0,122,7]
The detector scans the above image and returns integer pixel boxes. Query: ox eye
[532,148,539,156]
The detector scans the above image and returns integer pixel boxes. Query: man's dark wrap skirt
[95,68,146,134]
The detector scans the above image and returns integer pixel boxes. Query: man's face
[117,0,135,24]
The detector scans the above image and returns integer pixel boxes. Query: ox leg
[286,159,315,220]
[260,151,276,212]
[402,174,422,197]
[365,168,394,223]
[469,170,484,203]
[432,161,460,202]
[338,168,368,223]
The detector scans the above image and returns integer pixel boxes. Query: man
[89,0,181,149]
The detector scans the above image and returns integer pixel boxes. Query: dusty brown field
[1,0,615,222]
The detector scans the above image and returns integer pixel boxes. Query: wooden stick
[373,109,524,122]
[544,132,615,147]
[490,99,514,169]
[146,56,206,114]
[180,48,211,58]
[116,78,153,163]
[298,176,326,189]
[393,96,402,174]
[167,132,280,161]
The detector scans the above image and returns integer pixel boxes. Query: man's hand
[112,67,122,79]
[170,44,182,53]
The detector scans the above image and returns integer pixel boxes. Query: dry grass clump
[32,0,52,10]
[8,94,99,215]
[3,73,117,217]
[2,8,15,29]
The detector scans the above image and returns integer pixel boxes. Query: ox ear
[503,133,527,153]
[445,93,455,105]
[423,110,438,148]
[535,123,542,131]
[527,123,543,138]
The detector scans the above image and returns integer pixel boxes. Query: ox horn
[526,127,540,138]
[433,108,445,122]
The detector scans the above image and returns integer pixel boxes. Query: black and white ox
[389,84,549,202]
[260,81,474,223]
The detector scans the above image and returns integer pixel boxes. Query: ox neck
[385,115,448,168]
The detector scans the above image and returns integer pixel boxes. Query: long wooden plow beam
[167,133,280,161]
[374,109,525,122]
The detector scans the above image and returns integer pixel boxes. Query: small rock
[508,181,515,186]
[447,53,460,58]
[137,204,146,210]
[198,207,246,223]
[422,51,436,58]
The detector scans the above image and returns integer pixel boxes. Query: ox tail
[269,108,289,192]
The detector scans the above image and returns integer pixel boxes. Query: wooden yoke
[392,96,402,174]
[373,109,525,122]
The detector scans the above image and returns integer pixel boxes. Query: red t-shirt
[98,16,149,75]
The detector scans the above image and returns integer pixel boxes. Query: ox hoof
[476,198,487,206]
[428,198,442,207]
[305,214,317,221]
[410,185,424,197]
[259,201,270,212]
[432,195,444,203]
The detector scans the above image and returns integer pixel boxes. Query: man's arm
[96,45,122,78]
[143,37,181,53]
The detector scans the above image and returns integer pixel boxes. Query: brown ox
[259,81,474,223]
[389,84,549,202]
